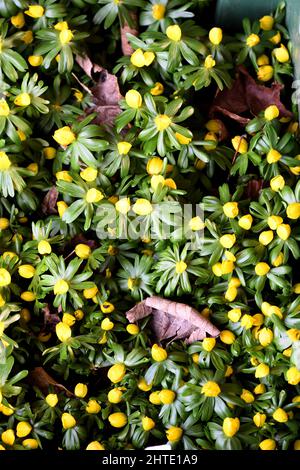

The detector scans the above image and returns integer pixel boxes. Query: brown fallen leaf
[41,187,58,215]
[210,65,293,125]
[121,10,139,56]
[42,305,60,332]
[245,179,265,199]
[28,367,73,397]
[126,296,220,344]
[76,55,122,127]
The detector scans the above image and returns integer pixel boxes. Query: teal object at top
[216,0,300,90]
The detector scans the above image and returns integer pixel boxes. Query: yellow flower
[259,230,274,246]
[117,141,132,155]
[225,287,237,302]
[241,389,255,403]
[277,224,291,240]
[270,31,281,44]
[255,363,270,378]
[258,328,273,347]
[220,330,235,344]
[175,132,192,145]
[132,198,153,215]
[212,262,222,277]
[55,322,71,342]
[228,308,242,323]
[209,27,223,45]
[204,55,216,69]
[75,244,91,259]
[125,89,142,109]
[223,202,239,219]
[126,324,139,335]
[14,93,31,107]
[54,21,69,31]
[267,215,283,230]
[22,438,38,449]
[107,363,126,383]
[257,65,274,82]
[11,12,25,28]
[166,427,183,442]
[241,314,254,330]
[59,29,73,45]
[223,417,240,437]
[259,439,276,450]
[246,34,260,47]
[286,367,300,385]
[287,202,300,220]
[53,126,76,146]
[273,407,288,423]
[253,412,266,427]
[22,31,34,44]
[61,413,76,429]
[85,188,104,203]
[255,262,270,276]
[18,264,35,279]
[142,417,155,431]
[1,429,15,446]
[146,157,163,175]
[294,441,300,450]
[115,197,131,215]
[221,260,234,275]
[159,389,176,404]
[201,381,221,397]
[254,384,266,395]
[28,55,43,66]
[257,54,270,66]
[20,291,36,302]
[45,394,58,407]
[80,167,98,182]
[138,378,152,392]
[155,114,171,131]
[149,391,161,405]
[273,44,290,63]
[259,15,274,30]
[0,218,9,230]
[108,412,127,428]
[86,441,105,450]
[43,147,56,160]
[267,149,282,165]
[86,399,101,414]
[175,260,187,274]
[189,216,204,231]
[54,279,69,295]
[152,4,166,20]
[202,337,216,351]
[83,285,98,299]
[238,214,253,230]
[225,365,233,377]
[101,317,114,331]
[100,302,115,313]
[150,82,164,96]
[0,268,11,287]
[231,136,248,154]
[151,344,167,361]
[264,105,279,122]
[270,175,285,191]
[220,234,236,249]
[16,422,32,438]
[25,5,44,18]
[0,100,10,117]
[272,252,284,267]
[166,24,181,42]
[108,388,123,404]
[74,383,88,398]
[57,201,68,217]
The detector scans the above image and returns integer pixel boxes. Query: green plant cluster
[0,0,300,451]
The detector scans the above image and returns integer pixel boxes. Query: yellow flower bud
[108,388,123,404]
[267,215,283,230]
[125,89,142,109]
[223,202,239,219]
[54,279,69,295]
[43,147,57,161]
[240,314,254,330]
[22,439,38,449]
[1,429,15,446]
[14,93,31,107]
[83,285,98,299]
[273,407,288,422]
[257,65,274,82]
[259,439,276,450]
[294,440,300,450]
[138,378,152,392]
[188,216,204,231]
[150,82,164,96]
[108,412,127,428]
[209,27,223,45]
[241,389,255,403]
[0,268,11,287]
[220,330,235,344]
[259,230,274,246]
[107,363,126,383]
[152,4,165,20]
[201,381,221,397]
[277,224,291,240]
[166,25,182,42]
[202,337,216,351]
[267,149,282,164]
[264,105,279,121]
[55,322,71,342]
[0,100,10,117]
[204,55,216,69]
[175,260,187,274]
[20,291,36,302]
[117,141,132,155]
[45,394,58,407]
[287,202,300,220]
[257,54,270,66]
[86,399,101,414]
[85,188,104,203]
[166,427,183,442]
[16,421,32,438]
[151,344,167,361]
[287,329,300,342]
[146,157,163,176]
[286,367,300,385]
[220,234,236,249]
[228,308,242,323]
[86,441,105,450]
[246,34,260,48]
[132,198,153,215]
[115,197,131,215]
[273,44,290,63]
[255,363,270,378]
[175,132,192,145]
[53,126,76,146]
[18,264,35,279]
[22,31,34,44]
[75,244,91,259]
[149,391,161,405]
[61,412,76,429]
[25,5,44,18]
[155,114,171,131]
[231,136,248,154]
[142,416,155,431]
[253,412,266,427]
[0,218,9,230]
[126,324,139,335]
[59,29,73,45]
[74,383,88,398]
[258,328,273,347]
[270,175,285,192]
[11,12,25,28]
[238,214,253,230]
[100,302,115,313]
[255,262,270,276]
[28,55,43,66]
[80,167,98,182]
[159,389,176,404]
[223,417,240,437]
[57,201,68,218]
[101,318,114,331]
[259,15,274,31]
[254,384,266,395]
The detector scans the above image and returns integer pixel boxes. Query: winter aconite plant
[0,0,300,452]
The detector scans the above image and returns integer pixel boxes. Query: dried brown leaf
[28,367,73,397]
[121,11,139,56]
[126,296,220,344]
[41,187,58,215]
